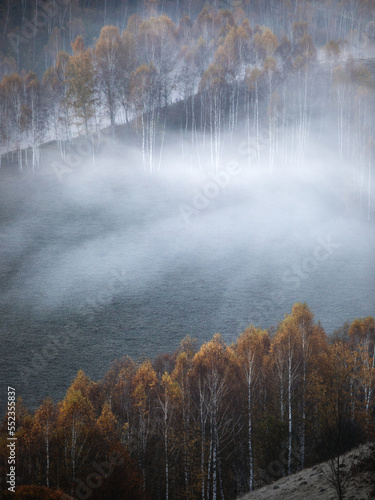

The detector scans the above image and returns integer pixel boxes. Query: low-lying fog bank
[0,132,374,411]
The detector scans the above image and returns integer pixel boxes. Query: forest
[0,1,375,499]
[0,0,374,218]
[0,303,374,499]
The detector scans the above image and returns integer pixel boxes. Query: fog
[0,119,374,412]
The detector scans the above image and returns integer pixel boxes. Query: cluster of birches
[0,1,374,206]
[0,303,374,499]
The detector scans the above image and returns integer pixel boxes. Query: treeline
[1,0,373,76]
[1,303,374,499]
[0,2,374,215]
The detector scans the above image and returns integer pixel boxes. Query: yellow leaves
[262,28,278,56]
[58,370,95,427]
[173,337,197,381]
[33,397,56,436]
[295,32,316,63]
[0,73,22,97]
[233,326,270,390]
[197,6,214,30]
[159,372,182,406]
[264,56,277,73]
[97,402,118,443]
[97,25,121,43]
[246,66,262,90]
[180,336,198,359]
[214,45,229,69]
[71,35,85,57]
[67,369,92,398]
[115,357,137,388]
[234,325,270,361]
[28,399,57,458]
[66,43,97,130]
[132,360,158,411]
[126,13,143,35]
[94,26,122,64]
[199,63,226,92]
[348,317,375,348]
[291,302,314,324]
[59,389,95,426]
[138,15,177,50]
[192,333,234,376]
[254,27,278,58]
[130,63,158,111]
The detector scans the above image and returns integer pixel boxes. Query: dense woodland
[0,1,374,217]
[0,303,375,499]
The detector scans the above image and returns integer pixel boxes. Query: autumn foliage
[0,304,374,499]
[0,0,374,216]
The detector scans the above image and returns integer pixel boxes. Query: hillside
[239,443,375,500]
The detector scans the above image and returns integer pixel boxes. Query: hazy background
[0,122,374,412]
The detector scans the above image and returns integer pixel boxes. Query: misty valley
[0,1,375,499]
[0,145,374,411]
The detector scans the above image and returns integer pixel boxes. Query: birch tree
[233,326,270,491]
[171,337,198,499]
[271,311,302,474]
[0,73,23,168]
[192,334,234,500]
[57,370,96,493]
[199,62,227,171]
[93,26,124,135]
[32,398,56,488]
[130,63,159,172]
[132,360,158,492]
[66,36,97,136]
[23,71,45,170]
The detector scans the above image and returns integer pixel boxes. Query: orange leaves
[58,370,95,428]
[97,402,119,445]
[33,397,56,437]
[94,26,123,72]
[246,66,262,90]
[132,360,158,412]
[7,306,375,498]
[66,38,97,132]
[130,63,158,113]
[349,317,375,349]
[192,333,233,375]
[138,15,177,69]
[199,62,226,93]
[254,27,278,59]
[71,35,85,57]
[161,372,180,398]
[234,325,270,372]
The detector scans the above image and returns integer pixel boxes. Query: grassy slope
[239,443,375,500]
